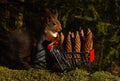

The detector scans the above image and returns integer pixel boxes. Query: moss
[60,69,89,81]
[0,66,120,81]
[91,71,120,81]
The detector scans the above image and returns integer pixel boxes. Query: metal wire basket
[47,41,94,71]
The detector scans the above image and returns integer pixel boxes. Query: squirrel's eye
[48,22,56,27]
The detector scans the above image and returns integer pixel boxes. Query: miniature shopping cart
[47,41,94,72]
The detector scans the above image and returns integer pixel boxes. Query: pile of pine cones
[58,28,93,65]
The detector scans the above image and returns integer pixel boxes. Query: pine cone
[66,32,72,52]
[65,32,72,64]
[74,31,81,63]
[84,28,93,52]
[84,28,93,62]
[58,32,64,45]
[57,32,64,51]
[74,31,81,52]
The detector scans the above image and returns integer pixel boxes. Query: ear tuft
[55,10,58,18]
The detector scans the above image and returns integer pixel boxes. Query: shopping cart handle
[47,41,59,50]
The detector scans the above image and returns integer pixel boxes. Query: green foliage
[60,69,89,81]
[91,71,120,81]
[0,66,60,81]
[0,66,120,81]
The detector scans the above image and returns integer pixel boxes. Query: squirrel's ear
[54,9,58,19]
